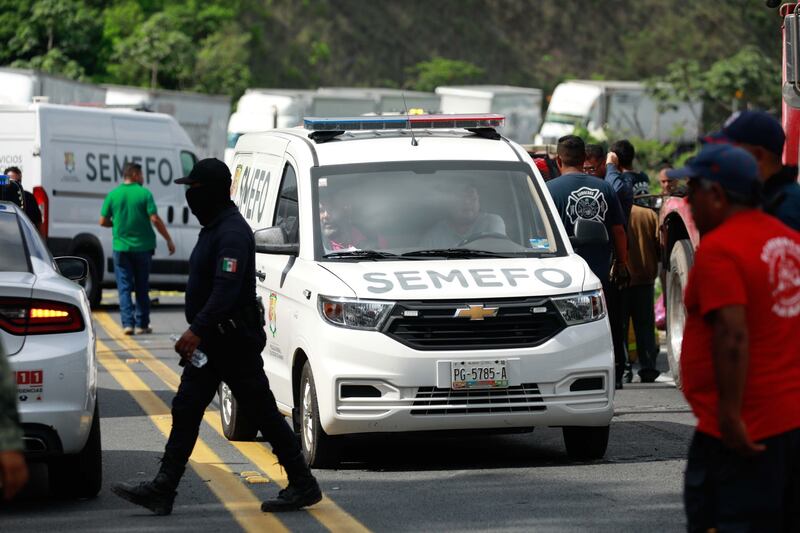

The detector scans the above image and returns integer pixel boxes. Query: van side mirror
[254,227,299,256]
[785,10,800,106]
[55,256,89,282]
[570,219,608,247]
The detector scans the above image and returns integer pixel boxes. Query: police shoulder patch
[221,257,238,273]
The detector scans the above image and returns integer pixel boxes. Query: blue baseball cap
[704,110,785,155]
[665,144,759,198]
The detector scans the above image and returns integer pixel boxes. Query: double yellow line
[95,311,369,533]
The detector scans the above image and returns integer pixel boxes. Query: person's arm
[99,194,113,228]
[150,214,176,255]
[710,305,765,456]
[611,224,628,263]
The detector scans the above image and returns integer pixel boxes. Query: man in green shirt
[100,163,175,334]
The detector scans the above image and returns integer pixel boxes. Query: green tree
[4,0,101,79]
[111,12,193,89]
[192,24,251,98]
[406,57,484,92]
[648,46,780,131]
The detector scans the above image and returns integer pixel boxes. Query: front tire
[666,239,693,389]
[299,362,340,468]
[219,382,259,441]
[50,401,102,498]
[563,425,610,461]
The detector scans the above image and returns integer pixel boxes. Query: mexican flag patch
[221,258,238,273]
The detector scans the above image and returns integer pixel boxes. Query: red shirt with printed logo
[681,210,800,441]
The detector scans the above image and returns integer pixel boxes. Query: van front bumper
[309,319,615,436]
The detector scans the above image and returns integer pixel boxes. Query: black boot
[112,463,184,515]
[261,454,322,512]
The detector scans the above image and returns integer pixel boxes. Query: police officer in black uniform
[112,158,321,515]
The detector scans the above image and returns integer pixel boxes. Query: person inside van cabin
[319,187,386,252]
[419,181,506,249]
[100,162,176,335]
[4,167,42,234]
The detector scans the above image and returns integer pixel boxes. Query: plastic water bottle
[169,334,208,368]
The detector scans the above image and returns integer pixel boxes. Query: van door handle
[167,206,175,224]
[182,207,189,224]
[255,270,266,281]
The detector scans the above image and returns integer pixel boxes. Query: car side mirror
[254,227,299,256]
[570,218,608,247]
[55,256,89,282]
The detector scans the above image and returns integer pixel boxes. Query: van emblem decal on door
[268,292,278,337]
[64,152,76,173]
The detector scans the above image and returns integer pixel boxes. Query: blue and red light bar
[303,114,505,132]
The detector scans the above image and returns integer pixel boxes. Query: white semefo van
[225,114,614,467]
[0,103,199,306]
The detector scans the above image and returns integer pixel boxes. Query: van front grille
[383,298,565,351]
[411,383,545,416]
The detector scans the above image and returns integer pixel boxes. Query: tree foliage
[648,45,781,130]
[0,0,785,106]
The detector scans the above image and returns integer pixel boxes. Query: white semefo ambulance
[0,103,199,306]
[225,114,614,467]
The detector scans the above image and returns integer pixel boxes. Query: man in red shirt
[667,143,800,531]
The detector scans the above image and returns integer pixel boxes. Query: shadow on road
[326,420,692,472]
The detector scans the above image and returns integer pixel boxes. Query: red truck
[659,1,799,387]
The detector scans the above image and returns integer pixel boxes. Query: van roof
[237,127,528,167]
[11,103,196,148]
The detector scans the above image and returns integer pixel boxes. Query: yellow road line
[95,311,371,533]
[97,339,289,533]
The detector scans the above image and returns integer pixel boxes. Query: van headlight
[552,290,606,325]
[318,296,394,330]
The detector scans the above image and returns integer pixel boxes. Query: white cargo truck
[435,85,543,144]
[537,80,702,145]
[225,89,379,165]
[225,89,314,165]
[0,67,107,106]
[316,87,441,114]
[0,103,200,306]
[104,84,230,160]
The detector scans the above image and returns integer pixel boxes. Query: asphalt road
[1,293,696,532]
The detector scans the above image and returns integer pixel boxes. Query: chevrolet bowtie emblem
[454,305,499,320]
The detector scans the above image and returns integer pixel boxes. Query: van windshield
[544,112,586,125]
[311,161,563,261]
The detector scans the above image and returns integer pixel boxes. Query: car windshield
[311,161,562,261]
[0,210,30,272]
[545,112,586,125]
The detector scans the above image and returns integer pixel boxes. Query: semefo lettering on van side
[363,267,572,293]
[237,166,271,223]
[86,153,173,185]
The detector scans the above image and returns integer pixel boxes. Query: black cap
[704,110,785,156]
[175,158,231,188]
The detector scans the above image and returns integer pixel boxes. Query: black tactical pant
[685,428,800,532]
[602,280,627,384]
[163,330,301,468]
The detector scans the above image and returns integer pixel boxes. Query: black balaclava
[186,184,234,226]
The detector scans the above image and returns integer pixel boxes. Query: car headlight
[318,296,394,330]
[552,290,606,325]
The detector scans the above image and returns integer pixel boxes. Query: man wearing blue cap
[706,110,800,231]
[668,144,800,531]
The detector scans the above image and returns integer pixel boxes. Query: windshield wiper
[401,248,512,259]
[323,249,401,260]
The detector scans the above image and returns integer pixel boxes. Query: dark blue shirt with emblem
[546,172,625,283]
[185,205,258,339]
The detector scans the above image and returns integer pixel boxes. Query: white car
[223,114,614,467]
[0,200,100,497]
